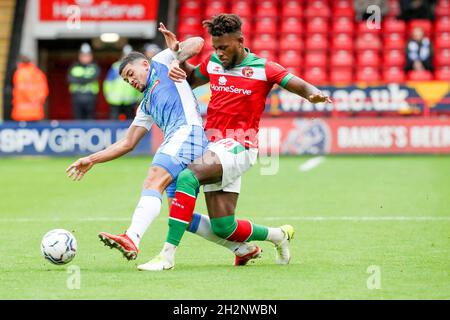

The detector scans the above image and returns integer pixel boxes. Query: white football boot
[274,225,295,265]
[137,254,174,271]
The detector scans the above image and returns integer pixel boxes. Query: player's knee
[176,169,200,191]
[186,164,202,181]
[143,167,170,190]
[210,218,236,239]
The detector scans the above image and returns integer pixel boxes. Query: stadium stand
[177,0,449,83]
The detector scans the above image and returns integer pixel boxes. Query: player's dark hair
[203,14,242,36]
[119,51,149,75]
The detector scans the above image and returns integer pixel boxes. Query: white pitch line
[1,216,449,222]
[299,156,325,172]
[257,216,450,221]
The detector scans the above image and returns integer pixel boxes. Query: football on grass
[41,229,77,265]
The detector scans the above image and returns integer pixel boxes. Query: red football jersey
[195,48,293,148]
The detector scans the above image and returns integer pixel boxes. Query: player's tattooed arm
[283,76,332,104]
[66,125,148,181]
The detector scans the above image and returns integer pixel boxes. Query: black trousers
[71,94,97,120]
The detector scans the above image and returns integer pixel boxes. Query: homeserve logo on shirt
[211,76,252,95]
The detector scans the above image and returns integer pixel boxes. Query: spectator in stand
[354,0,388,22]
[67,43,100,120]
[143,43,161,59]
[103,44,142,120]
[398,0,437,21]
[12,55,49,121]
[405,26,433,72]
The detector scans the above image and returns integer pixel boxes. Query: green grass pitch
[0,155,449,299]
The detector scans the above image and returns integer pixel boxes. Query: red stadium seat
[330,50,353,68]
[306,17,329,34]
[203,35,213,51]
[383,67,406,83]
[435,0,450,17]
[383,19,406,34]
[357,22,381,35]
[256,0,278,18]
[179,0,202,17]
[435,17,450,33]
[408,20,432,37]
[281,17,303,34]
[435,32,450,49]
[435,49,450,66]
[356,67,381,82]
[305,34,328,51]
[251,34,278,51]
[205,1,228,18]
[305,51,328,67]
[255,17,277,35]
[279,50,303,67]
[281,0,304,18]
[330,67,353,84]
[332,17,354,34]
[333,0,354,17]
[384,33,406,50]
[332,33,354,50]
[435,67,450,80]
[304,66,328,84]
[279,34,304,51]
[407,70,433,81]
[177,16,203,34]
[240,16,253,36]
[386,0,401,17]
[230,1,253,19]
[255,49,278,62]
[178,31,203,41]
[356,50,380,68]
[285,66,302,77]
[355,33,382,51]
[304,0,331,18]
[384,49,406,67]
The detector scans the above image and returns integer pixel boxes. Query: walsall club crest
[242,67,254,77]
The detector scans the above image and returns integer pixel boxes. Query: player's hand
[308,92,332,104]
[158,22,180,52]
[66,157,94,181]
[168,60,187,83]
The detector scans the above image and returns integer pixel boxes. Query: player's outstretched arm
[283,76,332,104]
[66,125,148,181]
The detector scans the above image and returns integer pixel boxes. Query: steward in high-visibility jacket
[12,58,49,121]
[103,60,142,120]
[67,45,100,120]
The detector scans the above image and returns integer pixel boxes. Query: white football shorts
[203,138,258,194]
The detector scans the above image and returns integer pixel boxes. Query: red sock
[170,191,197,223]
[226,219,253,242]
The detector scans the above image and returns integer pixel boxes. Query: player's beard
[223,54,239,70]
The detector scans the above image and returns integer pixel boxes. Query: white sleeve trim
[131,103,154,131]
[152,48,174,67]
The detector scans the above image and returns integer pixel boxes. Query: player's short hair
[119,51,149,76]
[203,14,242,37]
